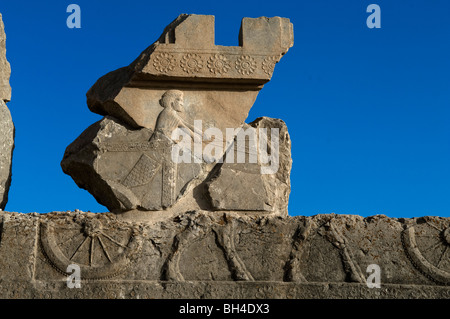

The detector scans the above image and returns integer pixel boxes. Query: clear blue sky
[0,0,449,217]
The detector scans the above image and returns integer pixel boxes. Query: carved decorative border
[149,50,281,78]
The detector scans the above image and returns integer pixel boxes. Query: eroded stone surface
[0,13,11,102]
[0,211,448,299]
[63,15,294,215]
[61,115,204,212]
[0,13,13,210]
[206,117,291,215]
[0,100,14,209]
[86,14,294,130]
[62,112,291,215]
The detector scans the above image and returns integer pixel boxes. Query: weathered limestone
[62,15,294,215]
[61,115,203,212]
[0,210,448,299]
[0,13,14,210]
[206,117,291,213]
[86,14,293,130]
[0,100,14,209]
[62,115,291,215]
[0,14,11,102]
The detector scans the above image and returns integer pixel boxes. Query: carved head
[160,90,184,112]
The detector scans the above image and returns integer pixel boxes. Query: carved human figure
[154,90,199,139]
[115,90,200,210]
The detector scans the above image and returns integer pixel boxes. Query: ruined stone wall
[0,210,448,299]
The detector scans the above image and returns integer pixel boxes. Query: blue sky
[0,0,449,217]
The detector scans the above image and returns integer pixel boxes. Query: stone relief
[62,14,293,216]
[0,12,448,299]
[235,55,257,75]
[207,54,231,74]
[162,213,253,282]
[0,210,446,299]
[40,214,143,280]
[180,53,204,74]
[402,217,450,285]
[319,218,366,283]
[284,220,312,282]
[108,89,203,211]
[153,52,177,74]
[150,51,282,78]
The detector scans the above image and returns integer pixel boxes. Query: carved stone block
[0,13,13,210]
[86,14,294,130]
[206,117,291,215]
[0,211,448,298]
[62,15,294,215]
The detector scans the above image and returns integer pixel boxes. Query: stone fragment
[0,210,448,299]
[0,100,14,209]
[86,14,294,131]
[0,13,13,210]
[0,14,11,102]
[61,115,204,212]
[63,15,294,214]
[206,117,292,216]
